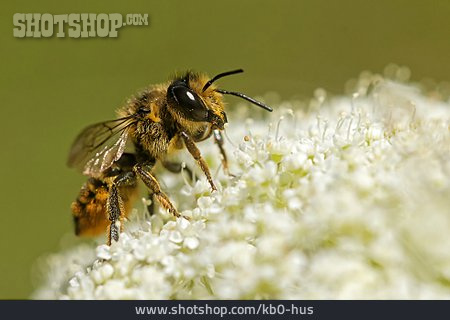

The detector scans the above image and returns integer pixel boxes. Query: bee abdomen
[71,177,139,237]
[71,178,109,236]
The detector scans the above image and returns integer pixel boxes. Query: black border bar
[1,300,448,320]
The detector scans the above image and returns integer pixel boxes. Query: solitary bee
[68,69,272,245]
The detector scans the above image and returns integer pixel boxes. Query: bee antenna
[215,89,273,112]
[202,69,244,92]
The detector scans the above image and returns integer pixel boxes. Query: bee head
[166,73,227,130]
[166,69,272,131]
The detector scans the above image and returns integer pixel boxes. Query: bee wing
[67,116,135,177]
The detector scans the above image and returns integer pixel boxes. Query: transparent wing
[67,116,135,177]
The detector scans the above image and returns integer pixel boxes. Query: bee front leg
[213,130,233,176]
[134,163,181,218]
[106,171,136,245]
[180,132,217,191]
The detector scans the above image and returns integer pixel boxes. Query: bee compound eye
[169,85,209,122]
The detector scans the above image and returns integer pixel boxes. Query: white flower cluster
[34,74,450,299]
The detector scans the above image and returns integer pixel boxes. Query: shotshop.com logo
[13,13,149,38]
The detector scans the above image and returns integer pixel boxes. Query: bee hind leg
[106,171,137,245]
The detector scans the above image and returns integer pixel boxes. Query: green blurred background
[0,0,449,299]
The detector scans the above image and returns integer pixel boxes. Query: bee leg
[106,171,136,245]
[162,161,198,182]
[134,163,181,218]
[213,130,233,176]
[146,162,196,216]
[181,132,217,191]
[146,191,155,216]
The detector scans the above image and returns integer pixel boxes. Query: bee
[68,69,272,245]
